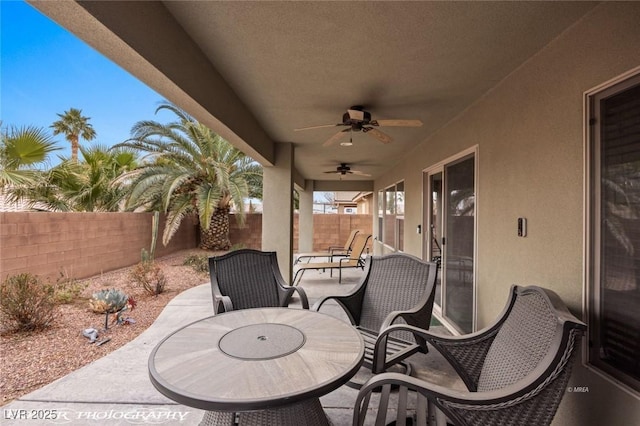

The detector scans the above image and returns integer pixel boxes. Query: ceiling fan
[323,163,371,178]
[294,105,422,147]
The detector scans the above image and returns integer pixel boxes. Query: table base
[199,398,330,426]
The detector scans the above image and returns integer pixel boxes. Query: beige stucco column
[262,143,294,282]
[298,180,314,253]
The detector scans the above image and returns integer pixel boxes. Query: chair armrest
[215,295,234,314]
[291,285,309,309]
[312,290,365,325]
[353,371,511,426]
[329,247,348,255]
[374,324,500,391]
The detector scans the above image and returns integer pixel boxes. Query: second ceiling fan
[294,105,423,147]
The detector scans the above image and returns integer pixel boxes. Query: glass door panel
[429,173,443,306]
[444,156,475,333]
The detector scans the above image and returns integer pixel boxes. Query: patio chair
[208,249,309,314]
[353,285,587,426]
[294,229,361,264]
[293,233,372,285]
[312,253,438,388]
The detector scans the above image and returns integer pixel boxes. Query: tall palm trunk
[70,135,79,161]
[199,207,231,250]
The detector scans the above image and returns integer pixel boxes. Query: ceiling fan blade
[323,129,350,147]
[370,119,423,127]
[364,127,393,144]
[350,170,372,177]
[294,123,345,131]
[323,170,340,174]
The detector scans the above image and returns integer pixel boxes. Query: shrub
[130,260,167,296]
[0,273,55,332]
[53,271,88,304]
[183,254,209,273]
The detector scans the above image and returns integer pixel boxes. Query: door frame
[423,145,479,334]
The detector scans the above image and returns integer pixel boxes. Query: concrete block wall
[228,213,373,253]
[0,212,372,282]
[228,214,262,250]
[0,212,198,282]
[310,214,373,253]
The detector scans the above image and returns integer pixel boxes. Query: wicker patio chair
[208,249,309,314]
[353,285,587,426]
[294,229,361,264]
[293,233,372,285]
[312,253,438,388]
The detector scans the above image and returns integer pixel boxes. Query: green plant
[53,271,88,304]
[130,260,167,296]
[183,254,209,273]
[150,211,159,260]
[141,248,151,263]
[89,288,130,313]
[114,102,262,250]
[0,273,55,332]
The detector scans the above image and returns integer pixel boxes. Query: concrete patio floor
[2,264,462,425]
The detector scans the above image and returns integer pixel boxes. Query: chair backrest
[209,249,282,310]
[358,253,437,333]
[342,229,361,251]
[477,286,581,392]
[347,233,371,262]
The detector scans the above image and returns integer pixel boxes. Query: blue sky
[1,1,166,159]
[1,1,331,202]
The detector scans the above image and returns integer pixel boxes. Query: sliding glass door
[424,152,476,333]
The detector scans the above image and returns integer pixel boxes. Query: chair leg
[427,400,447,426]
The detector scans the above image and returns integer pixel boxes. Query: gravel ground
[0,249,217,406]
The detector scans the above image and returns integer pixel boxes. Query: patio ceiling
[30,1,598,189]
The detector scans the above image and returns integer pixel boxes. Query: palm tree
[115,102,262,250]
[0,125,60,187]
[51,108,96,161]
[7,144,138,212]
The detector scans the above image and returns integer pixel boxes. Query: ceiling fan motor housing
[337,163,351,174]
[344,107,371,129]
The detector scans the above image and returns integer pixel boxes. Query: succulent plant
[89,288,129,314]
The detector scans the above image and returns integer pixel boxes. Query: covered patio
[23,1,640,425]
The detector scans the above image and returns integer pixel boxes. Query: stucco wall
[374,3,640,425]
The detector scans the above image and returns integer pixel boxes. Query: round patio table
[149,307,364,426]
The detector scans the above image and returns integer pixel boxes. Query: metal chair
[312,253,438,388]
[353,285,587,426]
[208,249,308,314]
[293,233,372,285]
[294,228,361,264]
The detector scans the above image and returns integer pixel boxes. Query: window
[396,182,405,251]
[377,190,384,241]
[384,186,396,246]
[588,72,640,394]
[378,182,405,251]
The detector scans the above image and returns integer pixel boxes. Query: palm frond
[196,183,223,230]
